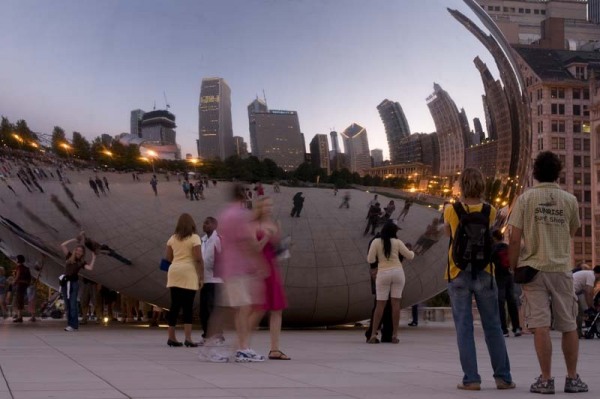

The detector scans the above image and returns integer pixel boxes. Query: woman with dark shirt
[60,236,96,331]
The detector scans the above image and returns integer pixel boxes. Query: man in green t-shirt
[508,151,588,394]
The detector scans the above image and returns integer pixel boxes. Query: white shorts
[217,276,264,307]
[375,267,405,300]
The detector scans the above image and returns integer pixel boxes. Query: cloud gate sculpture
[0,0,531,326]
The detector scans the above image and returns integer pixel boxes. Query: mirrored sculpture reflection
[0,0,530,326]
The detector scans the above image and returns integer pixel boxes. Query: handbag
[159,258,171,272]
[513,265,539,284]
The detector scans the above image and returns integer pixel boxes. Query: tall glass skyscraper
[198,77,233,159]
[340,123,371,175]
[377,99,410,164]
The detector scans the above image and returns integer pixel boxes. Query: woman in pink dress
[252,196,289,360]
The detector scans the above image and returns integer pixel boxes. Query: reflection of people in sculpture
[77,231,133,265]
[60,237,96,332]
[396,199,413,222]
[366,222,414,344]
[413,218,444,255]
[339,192,351,208]
[61,181,79,208]
[290,192,304,217]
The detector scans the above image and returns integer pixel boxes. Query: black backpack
[450,202,493,280]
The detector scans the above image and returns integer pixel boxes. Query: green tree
[72,131,91,160]
[51,126,67,156]
[0,116,13,148]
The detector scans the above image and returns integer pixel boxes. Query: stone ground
[0,318,598,399]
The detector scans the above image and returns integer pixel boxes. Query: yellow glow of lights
[103,150,113,157]
[146,150,157,157]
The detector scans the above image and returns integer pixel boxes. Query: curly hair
[533,151,562,183]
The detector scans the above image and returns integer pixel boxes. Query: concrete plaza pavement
[0,318,598,399]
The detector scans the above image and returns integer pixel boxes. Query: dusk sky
[1,0,500,160]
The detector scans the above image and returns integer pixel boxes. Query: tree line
[1,115,413,188]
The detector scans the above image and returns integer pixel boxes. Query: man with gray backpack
[443,168,514,391]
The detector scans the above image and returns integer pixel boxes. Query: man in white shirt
[199,217,222,341]
[573,267,600,336]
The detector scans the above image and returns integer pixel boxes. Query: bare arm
[192,245,204,284]
[584,286,594,308]
[165,245,174,263]
[60,238,78,256]
[84,253,96,271]
[508,226,522,271]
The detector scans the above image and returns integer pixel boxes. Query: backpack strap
[452,202,466,219]
[447,203,465,283]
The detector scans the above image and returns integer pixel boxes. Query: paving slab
[1,319,599,398]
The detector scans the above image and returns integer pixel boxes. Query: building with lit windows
[514,46,597,265]
[478,0,600,49]
[249,107,305,172]
[198,77,233,159]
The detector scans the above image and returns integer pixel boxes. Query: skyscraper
[233,136,248,157]
[310,134,330,174]
[248,98,269,155]
[140,110,177,145]
[198,77,233,159]
[590,0,600,24]
[130,109,145,138]
[249,108,305,172]
[474,56,513,177]
[473,117,485,143]
[377,99,411,164]
[371,149,383,167]
[340,123,371,175]
[426,83,468,178]
[330,131,340,154]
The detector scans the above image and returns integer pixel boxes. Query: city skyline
[0,0,500,161]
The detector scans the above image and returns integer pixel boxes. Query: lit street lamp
[61,142,72,160]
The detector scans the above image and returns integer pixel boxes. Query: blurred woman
[165,213,203,347]
[252,197,290,360]
[60,238,96,331]
[366,222,414,343]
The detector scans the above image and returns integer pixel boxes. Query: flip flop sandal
[268,350,291,360]
[367,337,380,344]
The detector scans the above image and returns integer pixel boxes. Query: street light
[146,150,157,174]
[61,142,72,160]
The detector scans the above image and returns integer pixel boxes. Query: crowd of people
[163,185,289,362]
[1,148,599,393]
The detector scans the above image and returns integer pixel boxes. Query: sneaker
[514,328,522,337]
[64,326,75,332]
[199,350,229,363]
[457,382,481,391]
[235,349,265,363]
[530,375,555,394]
[564,375,588,393]
[495,378,516,390]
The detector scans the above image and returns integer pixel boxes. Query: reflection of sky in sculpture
[0,0,500,159]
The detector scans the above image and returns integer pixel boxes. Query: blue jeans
[448,271,512,384]
[62,280,79,329]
